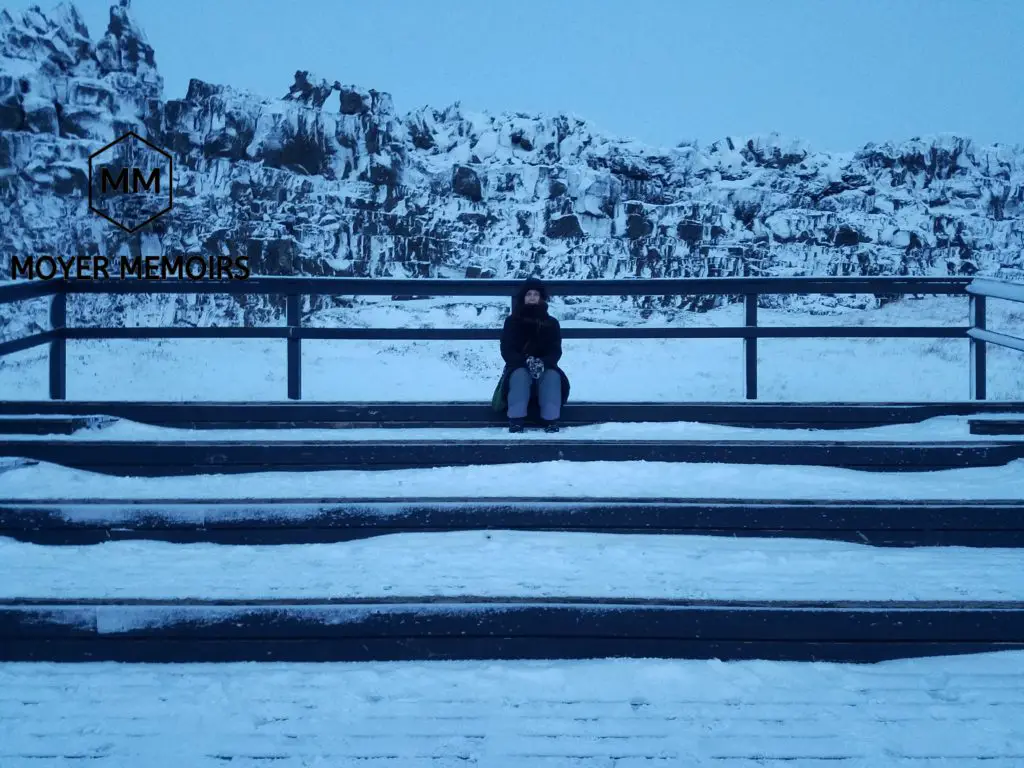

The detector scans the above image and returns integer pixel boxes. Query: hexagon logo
[88,131,173,234]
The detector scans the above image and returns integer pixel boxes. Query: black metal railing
[0,275,1018,401]
[964,278,1024,400]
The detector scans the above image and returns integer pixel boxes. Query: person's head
[514,277,549,314]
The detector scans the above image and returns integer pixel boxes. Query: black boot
[543,420,560,433]
[508,418,525,433]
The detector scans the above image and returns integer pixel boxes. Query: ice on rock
[0,1,1022,333]
[471,129,498,159]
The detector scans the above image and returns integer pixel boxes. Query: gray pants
[507,367,561,421]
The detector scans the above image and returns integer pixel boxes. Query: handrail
[967,328,1024,355]
[0,280,65,398]
[0,274,1016,402]
[0,282,63,383]
[965,277,1024,400]
[60,325,967,341]
[966,278,1024,303]
[55,275,973,296]
[0,280,57,305]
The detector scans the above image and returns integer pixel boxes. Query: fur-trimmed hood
[512,277,549,314]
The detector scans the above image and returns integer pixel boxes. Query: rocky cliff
[2,0,1023,327]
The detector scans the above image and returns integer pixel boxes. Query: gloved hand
[526,355,545,380]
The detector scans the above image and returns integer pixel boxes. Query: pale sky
[9,0,1024,152]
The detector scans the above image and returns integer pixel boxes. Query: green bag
[491,373,507,412]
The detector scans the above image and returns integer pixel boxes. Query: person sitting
[494,277,570,433]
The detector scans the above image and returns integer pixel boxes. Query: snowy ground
[5,530,1024,600]
[1,295,1022,401]
[3,294,1023,765]
[2,654,1023,767]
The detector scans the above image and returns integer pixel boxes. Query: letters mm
[88,131,174,234]
[100,167,161,194]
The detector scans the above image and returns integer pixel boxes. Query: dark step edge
[6,637,1021,663]
[970,418,1024,435]
[3,601,1023,643]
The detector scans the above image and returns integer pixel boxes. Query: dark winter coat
[491,278,571,411]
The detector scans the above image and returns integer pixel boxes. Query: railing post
[49,286,67,400]
[969,293,987,400]
[744,293,758,400]
[286,293,301,400]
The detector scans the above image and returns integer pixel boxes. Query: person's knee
[506,368,532,418]
[538,370,562,420]
[539,368,560,390]
[508,367,532,399]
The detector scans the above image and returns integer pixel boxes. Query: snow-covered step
[5,532,1024,602]
[0,414,117,435]
[6,413,1024,442]
[3,497,1022,547]
[4,458,1022,502]
[2,399,1024,429]
[3,598,1023,664]
[4,436,1024,476]
[0,457,38,477]
[3,654,1022,766]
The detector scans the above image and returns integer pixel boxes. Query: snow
[5,413,1024,443]
[2,322,1017,763]
[0,57,39,76]
[1,654,1023,765]
[82,603,515,634]
[4,529,1024,601]
[2,7,1023,763]
[3,456,1024,501]
[471,129,498,159]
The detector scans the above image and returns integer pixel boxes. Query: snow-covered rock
[1,1,1022,324]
